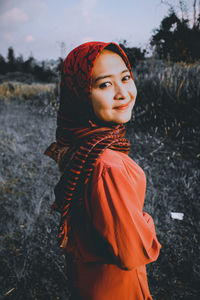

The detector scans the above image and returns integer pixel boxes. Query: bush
[0,81,58,104]
[132,59,200,135]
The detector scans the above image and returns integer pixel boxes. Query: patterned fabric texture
[44,41,133,248]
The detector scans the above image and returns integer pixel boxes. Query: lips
[114,100,132,110]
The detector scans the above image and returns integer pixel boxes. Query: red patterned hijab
[45,41,133,248]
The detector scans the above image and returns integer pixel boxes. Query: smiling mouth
[114,101,132,110]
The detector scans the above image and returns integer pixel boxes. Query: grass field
[0,94,199,299]
[0,60,200,299]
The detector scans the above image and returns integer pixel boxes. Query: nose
[113,82,128,100]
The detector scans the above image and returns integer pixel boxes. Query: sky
[0,0,171,61]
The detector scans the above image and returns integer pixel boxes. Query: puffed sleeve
[90,161,161,270]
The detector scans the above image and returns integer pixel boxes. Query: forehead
[92,49,127,76]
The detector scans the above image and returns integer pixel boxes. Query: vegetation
[150,0,200,62]
[119,40,146,66]
[0,47,59,82]
[0,97,199,299]
[0,58,199,138]
[132,59,200,136]
[150,10,200,62]
[0,81,57,102]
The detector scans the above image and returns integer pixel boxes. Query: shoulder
[95,148,127,172]
[97,148,125,168]
[92,148,144,183]
[94,149,139,179]
[91,149,125,182]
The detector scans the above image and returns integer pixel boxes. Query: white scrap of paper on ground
[170,212,184,220]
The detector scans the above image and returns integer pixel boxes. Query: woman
[45,41,161,300]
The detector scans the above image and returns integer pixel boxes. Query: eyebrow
[94,69,130,83]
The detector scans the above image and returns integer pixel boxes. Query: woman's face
[90,49,137,124]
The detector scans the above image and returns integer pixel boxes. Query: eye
[99,82,111,89]
[122,75,131,82]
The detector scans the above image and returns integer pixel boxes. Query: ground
[0,98,199,299]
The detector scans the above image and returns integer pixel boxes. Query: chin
[96,110,133,125]
[117,118,131,124]
[113,112,132,124]
[110,117,131,125]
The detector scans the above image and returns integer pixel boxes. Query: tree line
[0,47,63,82]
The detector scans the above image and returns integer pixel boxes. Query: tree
[56,57,64,73]
[23,56,35,73]
[15,54,24,72]
[151,10,200,62]
[160,0,200,27]
[119,40,146,66]
[0,55,8,74]
[7,47,16,72]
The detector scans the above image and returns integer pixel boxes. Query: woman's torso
[63,149,161,299]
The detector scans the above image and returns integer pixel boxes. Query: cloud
[70,0,98,25]
[2,7,28,23]
[25,35,35,42]
[3,33,15,42]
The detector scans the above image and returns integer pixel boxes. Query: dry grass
[0,96,199,299]
[0,61,199,299]
[0,81,57,102]
[131,60,200,135]
[134,60,200,105]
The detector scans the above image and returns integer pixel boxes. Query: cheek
[132,82,137,96]
[128,80,137,95]
[91,92,111,111]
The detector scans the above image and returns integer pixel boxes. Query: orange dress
[64,149,161,300]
